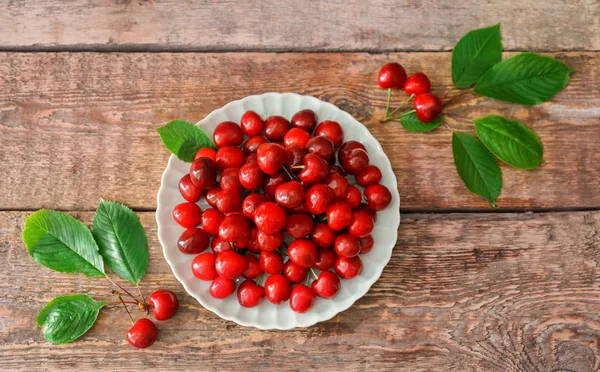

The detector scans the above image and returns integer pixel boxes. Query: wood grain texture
[0,0,598,52]
[0,52,598,211]
[1,210,599,371]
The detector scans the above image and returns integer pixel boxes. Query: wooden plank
[0,0,598,52]
[0,52,598,211]
[1,210,599,370]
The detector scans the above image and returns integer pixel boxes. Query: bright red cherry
[345,185,362,209]
[283,128,311,148]
[209,276,236,299]
[356,203,377,222]
[414,93,442,123]
[211,236,232,254]
[195,147,217,162]
[333,234,361,258]
[237,280,265,307]
[213,121,243,147]
[215,188,242,214]
[254,202,286,234]
[245,153,258,164]
[191,252,218,280]
[305,184,335,215]
[311,223,336,249]
[275,181,305,209]
[257,143,287,175]
[264,116,290,141]
[262,170,289,196]
[364,184,392,211]
[257,230,285,252]
[205,185,222,208]
[338,140,366,160]
[285,145,306,173]
[219,167,243,191]
[359,235,374,254]
[314,120,343,148]
[240,110,264,136]
[404,72,431,95]
[242,254,262,279]
[288,239,318,268]
[356,165,382,186]
[242,193,267,220]
[334,256,363,279]
[189,157,217,189]
[305,136,335,164]
[215,250,248,279]
[127,318,157,348]
[148,290,179,321]
[238,163,264,191]
[201,208,225,236]
[348,211,374,238]
[264,274,291,304]
[340,148,369,175]
[291,109,317,133]
[177,227,209,254]
[285,213,314,239]
[299,154,328,184]
[246,227,261,254]
[289,285,315,313]
[326,201,353,231]
[378,62,407,89]
[314,249,336,271]
[218,214,251,248]
[243,135,268,154]
[283,261,308,284]
[173,202,202,228]
[311,270,340,299]
[215,146,245,170]
[179,174,202,202]
[259,250,284,274]
[326,172,349,201]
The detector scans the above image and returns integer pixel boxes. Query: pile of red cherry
[173,109,392,313]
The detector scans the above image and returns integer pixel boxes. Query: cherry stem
[282,166,295,180]
[309,267,318,280]
[443,122,454,132]
[257,273,265,286]
[136,283,148,315]
[387,94,415,118]
[230,242,236,251]
[113,290,135,326]
[107,300,139,306]
[382,88,392,120]
[105,275,142,304]
[305,273,310,286]
[291,165,305,170]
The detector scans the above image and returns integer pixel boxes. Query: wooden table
[1,1,599,371]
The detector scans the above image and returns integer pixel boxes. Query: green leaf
[399,111,444,132]
[92,199,149,284]
[474,115,544,169]
[452,132,503,206]
[474,52,574,105]
[452,24,503,88]
[157,120,216,162]
[23,210,105,277]
[37,294,106,344]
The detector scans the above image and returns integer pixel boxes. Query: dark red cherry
[262,170,289,196]
[338,140,366,160]
[205,185,222,208]
[274,181,305,209]
[285,145,306,173]
[211,236,232,254]
[305,136,335,164]
[356,165,382,186]
[333,234,361,258]
[246,227,261,254]
[311,270,340,299]
[283,261,308,284]
[377,62,407,90]
[288,239,318,268]
[291,109,317,133]
[285,213,314,239]
[192,252,218,280]
[189,157,217,189]
[148,290,179,321]
[219,167,243,191]
[311,222,336,249]
[345,185,362,209]
[259,250,284,274]
[173,202,202,228]
[264,274,291,304]
[326,172,349,201]
[216,146,245,170]
[364,184,392,211]
[314,249,336,271]
[358,234,374,254]
[257,230,285,252]
[264,116,290,141]
[257,143,287,175]
[314,120,343,148]
[218,214,251,248]
[243,135,268,154]
[340,148,369,175]
[334,256,363,279]
[242,254,262,279]
[299,154,328,184]
[215,250,248,279]
[127,318,157,348]
[238,163,264,191]
[240,110,264,136]
[209,276,236,299]
[179,174,202,202]
[215,188,242,214]
[237,280,265,307]
[213,121,243,147]
[177,227,209,254]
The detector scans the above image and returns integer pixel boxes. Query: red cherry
[356,165,382,186]
[414,93,442,123]
[257,143,287,175]
[177,227,209,254]
[259,250,284,274]
[288,202,310,214]
[246,227,261,253]
[218,214,251,248]
[173,202,202,228]
[348,211,374,238]
[285,145,306,173]
[334,256,363,279]
[215,188,242,214]
[245,153,258,164]
[333,234,361,258]
[338,140,366,160]
[127,318,157,348]
[283,128,311,148]
[326,201,353,231]
[285,213,314,239]
[238,163,264,191]
[209,276,236,299]
[242,254,262,279]
[243,135,268,154]
[311,223,336,249]
[314,249,336,271]
[329,165,345,176]
[305,136,336,164]
[219,167,243,191]
[192,252,217,280]
[262,170,289,196]
[264,116,290,141]
[213,121,243,147]
[195,148,217,162]
[200,208,225,236]
[215,250,248,279]
[305,184,335,215]
[179,174,202,202]
[314,120,343,148]
[283,261,308,284]
[254,202,286,234]
[205,185,222,208]
[240,110,264,136]
[345,185,362,209]
[289,284,315,313]
[148,290,178,321]
[275,181,305,209]
[404,72,431,95]
[311,270,340,299]
[257,230,285,252]
[356,203,377,222]
[264,274,291,304]
[299,154,328,184]
[215,146,245,170]
[189,157,217,189]
[326,172,349,200]
[359,235,374,254]
[242,193,267,220]
[211,236,232,254]
[364,184,392,211]
[237,280,265,307]
[377,62,407,89]
[340,148,369,175]
[288,239,318,268]
[291,109,317,133]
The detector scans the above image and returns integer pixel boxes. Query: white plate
[156,92,400,330]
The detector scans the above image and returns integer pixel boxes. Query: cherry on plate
[220,167,243,191]
[358,235,374,254]
[257,143,287,175]
[148,290,179,321]
[283,261,308,284]
[179,174,202,202]
[257,230,285,252]
[311,222,336,249]
[240,110,264,136]
[242,254,262,279]
[264,116,290,141]
[216,146,245,170]
[173,202,202,228]
[195,148,217,162]
[189,157,217,190]
[326,172,349,201]
[275,181,305,209]
[205,185,222,208]
[242,193,267,220]
[305,136,335,164]
[345,185,362,209]
[340,148,369,175]
[348,210,374,238]
[260,250,284,274]
[314,120,343,148]
[284,128,312,148]
[192,252,218,280]
[291,109,317,133]
[215,250,248,279]
[356,165,382,186]
[305,184,335,215]
[364,184,392,211]
[213,121,243,147]
[285,213,314,239]
[211,236,232,254]
[338,140,366,160]
[177,227,209,254]
[311,270,340,299]
[285,145,306,173]
[264,274,291,304]
[127,318,157,348]
[314,249,336,271]
[333,234,361,258]
[246,227,261,254]
[201,208,225,236]
[326,201,353,231]
[287,239,318,268]
[209,276,236,299]
[262,170,289,196]
[290,284,315,313]
[243,135,268,154]
[215,188,242,214]
[237,280,265,308]
[238,163,264,191]
[254,202,286,234]
[299,154,328,184]
[218,214,251,248]
[334,256,363,279]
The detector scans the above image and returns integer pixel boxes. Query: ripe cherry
[215,250,248,279]
[209,276,236,299]
[242,193,267,220]
[254,202,286,234]
[259,250,284,274]
[291,109,317,133]
[205,185,222,208]
[338,140,366,160]
[289,284,315,313]
[359,234,374,254]
[191,252,218,280]
[348,211,374,238]
[179,174,202,202]
[195,147,217,162]
[242,254,262,279]
[243,135,268,154]
[240,110,264,136]
[283,128,311,148]
[311,270,340,299]
[220,167,243,191]
[257,143,287,175]
[262,170,288,196]
[237,280,265,308]
[173,202,202,228]
[345,185,362,209]
[305,136,335,164]
[356,165,382,186]
[245,153,258,164]
[414,93,442,123]
[314,249,336,271]
[216,188,242,214]
[283,261,308,284]
[326,201,353,231]
[201,208,225,236]
[264,116,290,141]
[285,213,314,239]
[305,184,335,215]
[177,227,209,254]
[333,234,361,258]
[334,256,363,279]
[213,121,243,147]
[311,223,336,249]
[299,154,328,184]
[246,227,261,254]
[148,290,179,321]
[288,239,318,268]
[404,72,431,95]
[314,120,343,148]
[377,62,407,89]
[238,163,264,191]
[275,181,305,209]
[215,146,245,170]
[364,184,392,211]
[257,230,285,251]
[326,172,349,200]
[285,145,306,173]
[218,214,251,248]
[264,274,291,304]
[211,236,232,254]
[340,148,369,175]
[127,318,157,348]
[189,157,217,189]
[356,203,377,222]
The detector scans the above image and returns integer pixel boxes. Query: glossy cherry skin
[338,140,366,160]
[262,170,288,196]
[364,184,392,211]
[404,72,431,95]
[237,280,265,307]
[326,172,349,201]
[195,147,217,162]
[242,193,267,220]
[213,121,244,147]
[205,185,222,208]
[291,109,317,133]
[257,230,285,252]
[218,214,251,248]
[348,211,374,238]
[254,202,286,234]
[240,110,264,136]
[209,276,236,299]
[127,318,157,348]
[283,128,311,148]
[314,249,336,271]
[215,188,242,214]
[216,146,245,170]
[345,185,362,209]
[275,181,305,209]
[211,236,232,254]
[200,208,225,236]
[299,154,328,184]
[215,250,248,279]
[179,174,202,202]
[257,143,287,175]
[356,203,377,222]
[259,250,284,274]
[220,167,243,191]
[311,270,341,299]
[243,135,268,154]
[314,120,343,148]
[285,145,306,173]
[311,222,336,249]
[246,227,261,254]
[333,234,361,258]
[192,252,218,280]
[288,239,318,268]
[264,274,291,304]
[238,163,264,191]
[245,153,258,164]
[377,62,407,89]
[305,184,335,215]
[305,136,336,164]
[340,148,369,175]
[148,290,179,321]
[359,234,374,254]
[173,202,202,228]
[285,213,314,239]
[414,93,442,123]
[326,201,353,231]
[283,261,308,284]
[264,116,290,141]
[334,256,363,279]
[356,165,382,186]
[177,227,209,254]
[189,157,217,189]
[289,284,315,313]
[242,254,262,279]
